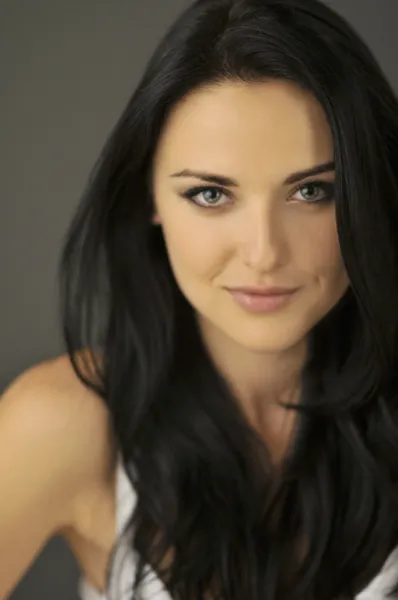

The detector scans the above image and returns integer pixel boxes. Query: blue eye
[179,180,335,209]
[291,181,336,204]
[180,185,230,208]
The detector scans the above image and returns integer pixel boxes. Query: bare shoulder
[0,352,116,599]
[1,352,116,488]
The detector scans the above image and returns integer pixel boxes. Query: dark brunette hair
[59,0,398,598]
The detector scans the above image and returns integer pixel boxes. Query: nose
[239,206,287,273]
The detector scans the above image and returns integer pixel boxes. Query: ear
[152,214,162,225]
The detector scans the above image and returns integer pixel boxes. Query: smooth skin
[0,80,349,598]
[0,354,117,598]
[152,79,349,458]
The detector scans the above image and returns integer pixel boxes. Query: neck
[197,316,309,459]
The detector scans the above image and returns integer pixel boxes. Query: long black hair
[58,0,398,598]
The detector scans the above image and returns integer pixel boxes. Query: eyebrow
[170,161,335,187]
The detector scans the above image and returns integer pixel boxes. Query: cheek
[161,213,227,281]
[297,216,348,288]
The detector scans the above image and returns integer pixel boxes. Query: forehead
[153,79,334,184]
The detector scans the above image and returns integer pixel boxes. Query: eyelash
[180,180,336,209]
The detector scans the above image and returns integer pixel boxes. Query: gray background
[1,1,397,598]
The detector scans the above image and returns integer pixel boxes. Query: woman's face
[151,79,349,353]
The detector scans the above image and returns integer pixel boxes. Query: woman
[2,0,398,598]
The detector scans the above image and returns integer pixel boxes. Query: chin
[217,317,309,354]
[231,332,305,354]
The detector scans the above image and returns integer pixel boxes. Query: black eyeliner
[179,180,336,207]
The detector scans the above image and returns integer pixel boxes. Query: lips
[225,286,298,313]
[226,286,297,296]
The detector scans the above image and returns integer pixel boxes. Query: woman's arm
[0,357,113,600]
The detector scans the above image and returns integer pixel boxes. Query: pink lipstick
[226,286,297,313]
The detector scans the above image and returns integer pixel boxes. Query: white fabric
[78,455,170,600]
[78,458,398,599]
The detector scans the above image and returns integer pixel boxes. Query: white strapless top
[78,458,398,599]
